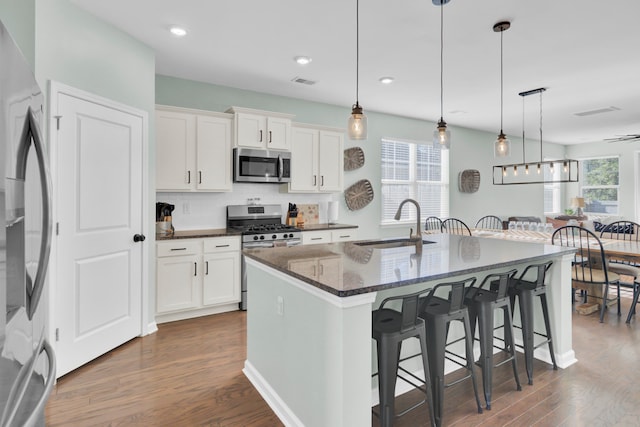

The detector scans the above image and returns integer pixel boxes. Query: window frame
[380,137,449,226]
[579,155,620,216]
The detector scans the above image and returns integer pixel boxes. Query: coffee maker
[156,202,175,236]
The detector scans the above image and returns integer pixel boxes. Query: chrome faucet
[394,198,423,251]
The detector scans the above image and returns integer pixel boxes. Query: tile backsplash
[157,183,337,230]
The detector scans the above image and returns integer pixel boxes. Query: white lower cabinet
[301,228,358,245]
[301,230,332,245]
[156,236,240,323]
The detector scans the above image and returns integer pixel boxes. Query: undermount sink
[353,238,435,250]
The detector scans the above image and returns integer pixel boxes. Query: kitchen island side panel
[244,261,375,427]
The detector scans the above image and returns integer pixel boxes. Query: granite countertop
[156,228,241,241]
[296,223,358,231]
[243,234,576,297]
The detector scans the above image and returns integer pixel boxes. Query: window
[381,138,449,224]
[580,156,619,215]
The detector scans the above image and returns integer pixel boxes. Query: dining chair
[599,220,640,323]
[474,215,503,230]
[552,225,621,322]
[425,216,444,233]
[441,218,472,236]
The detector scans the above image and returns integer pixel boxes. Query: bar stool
[464,269,522,410]
[372,289,436,427]
[418,278,483,427]
[508,261,558,384]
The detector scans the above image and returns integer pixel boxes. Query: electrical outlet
[277,296,284,315]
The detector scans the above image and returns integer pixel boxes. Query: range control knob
[259,235,265,240]
[253,236,259,241]
[272,234,277,239]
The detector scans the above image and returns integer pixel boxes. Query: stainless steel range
[227,204,302,310]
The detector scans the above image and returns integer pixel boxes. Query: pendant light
[433,0,450,149]
[492,87,579,185]
[348,0,367,140]
[493,21,511,157]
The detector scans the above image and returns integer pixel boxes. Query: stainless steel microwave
[233,148,291,183]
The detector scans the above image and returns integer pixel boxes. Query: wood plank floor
[46,296,640,426]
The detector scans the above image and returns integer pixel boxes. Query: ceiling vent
[573,106,621,117]
[291,76,316,86]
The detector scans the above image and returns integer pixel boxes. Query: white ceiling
[70,0,640,145]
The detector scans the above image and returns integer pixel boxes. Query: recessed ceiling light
[379,77,394,84]
[294,56,312,65]
[169,26,187,37]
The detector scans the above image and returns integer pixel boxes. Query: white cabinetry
[301,228,358,245]
[288,124,344,193]
[226,106,294,150]
[156,106,232,192]
[302,230,332,245]
[331,229,358,242]
[156,236,241,323]
[288,255,343,287]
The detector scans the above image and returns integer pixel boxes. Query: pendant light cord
[539,90,543,162]
[522,95,526,164]
[499,28,504,133]
[439,3,444,120]
[355,0,360,106]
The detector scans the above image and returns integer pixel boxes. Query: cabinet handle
[312,265,316,276]
[311,237,322,241]
[313,175,317,186]
[339,235,350,238]
[199,171,202,184]
[319,264,324,275]
[269,130,272,143]
[170,248,187,251]
[194,262,197,276]
[215,244,230,248]
[187,170,191,184]
[259,130,263,142]
[206,261,209,275]
[321,176,324,186]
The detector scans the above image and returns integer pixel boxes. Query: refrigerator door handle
[0,336,56,427]
[15,106,53,320]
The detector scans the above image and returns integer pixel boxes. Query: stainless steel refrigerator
[0,19,56,426]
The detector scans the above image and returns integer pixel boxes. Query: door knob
[133,234,146,242]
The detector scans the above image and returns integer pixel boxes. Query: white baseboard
[243,360,304,427]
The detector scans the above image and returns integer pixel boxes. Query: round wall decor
[458,169,480,193]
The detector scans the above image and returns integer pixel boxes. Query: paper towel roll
[328,201,339,224]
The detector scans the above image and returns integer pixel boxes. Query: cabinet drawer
[203,236,240,253]
[157,240,201,257]
[331,229,358,242]
[302,230,332,245]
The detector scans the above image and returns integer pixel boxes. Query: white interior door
[52,85,145,377]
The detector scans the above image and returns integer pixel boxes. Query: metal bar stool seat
[464,270,522,410]
[418,278,483,427]
[372,289,436,427]
[508,261,558,385]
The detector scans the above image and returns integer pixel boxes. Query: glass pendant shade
[433,119,450,149]
[494,132,510,157]
[348,103,367,140]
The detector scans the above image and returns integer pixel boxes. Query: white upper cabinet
[227,106,294,150]
[156,106,232,192]
[288,124,344,193]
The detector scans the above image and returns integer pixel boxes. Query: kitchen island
[242,234,576,427]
